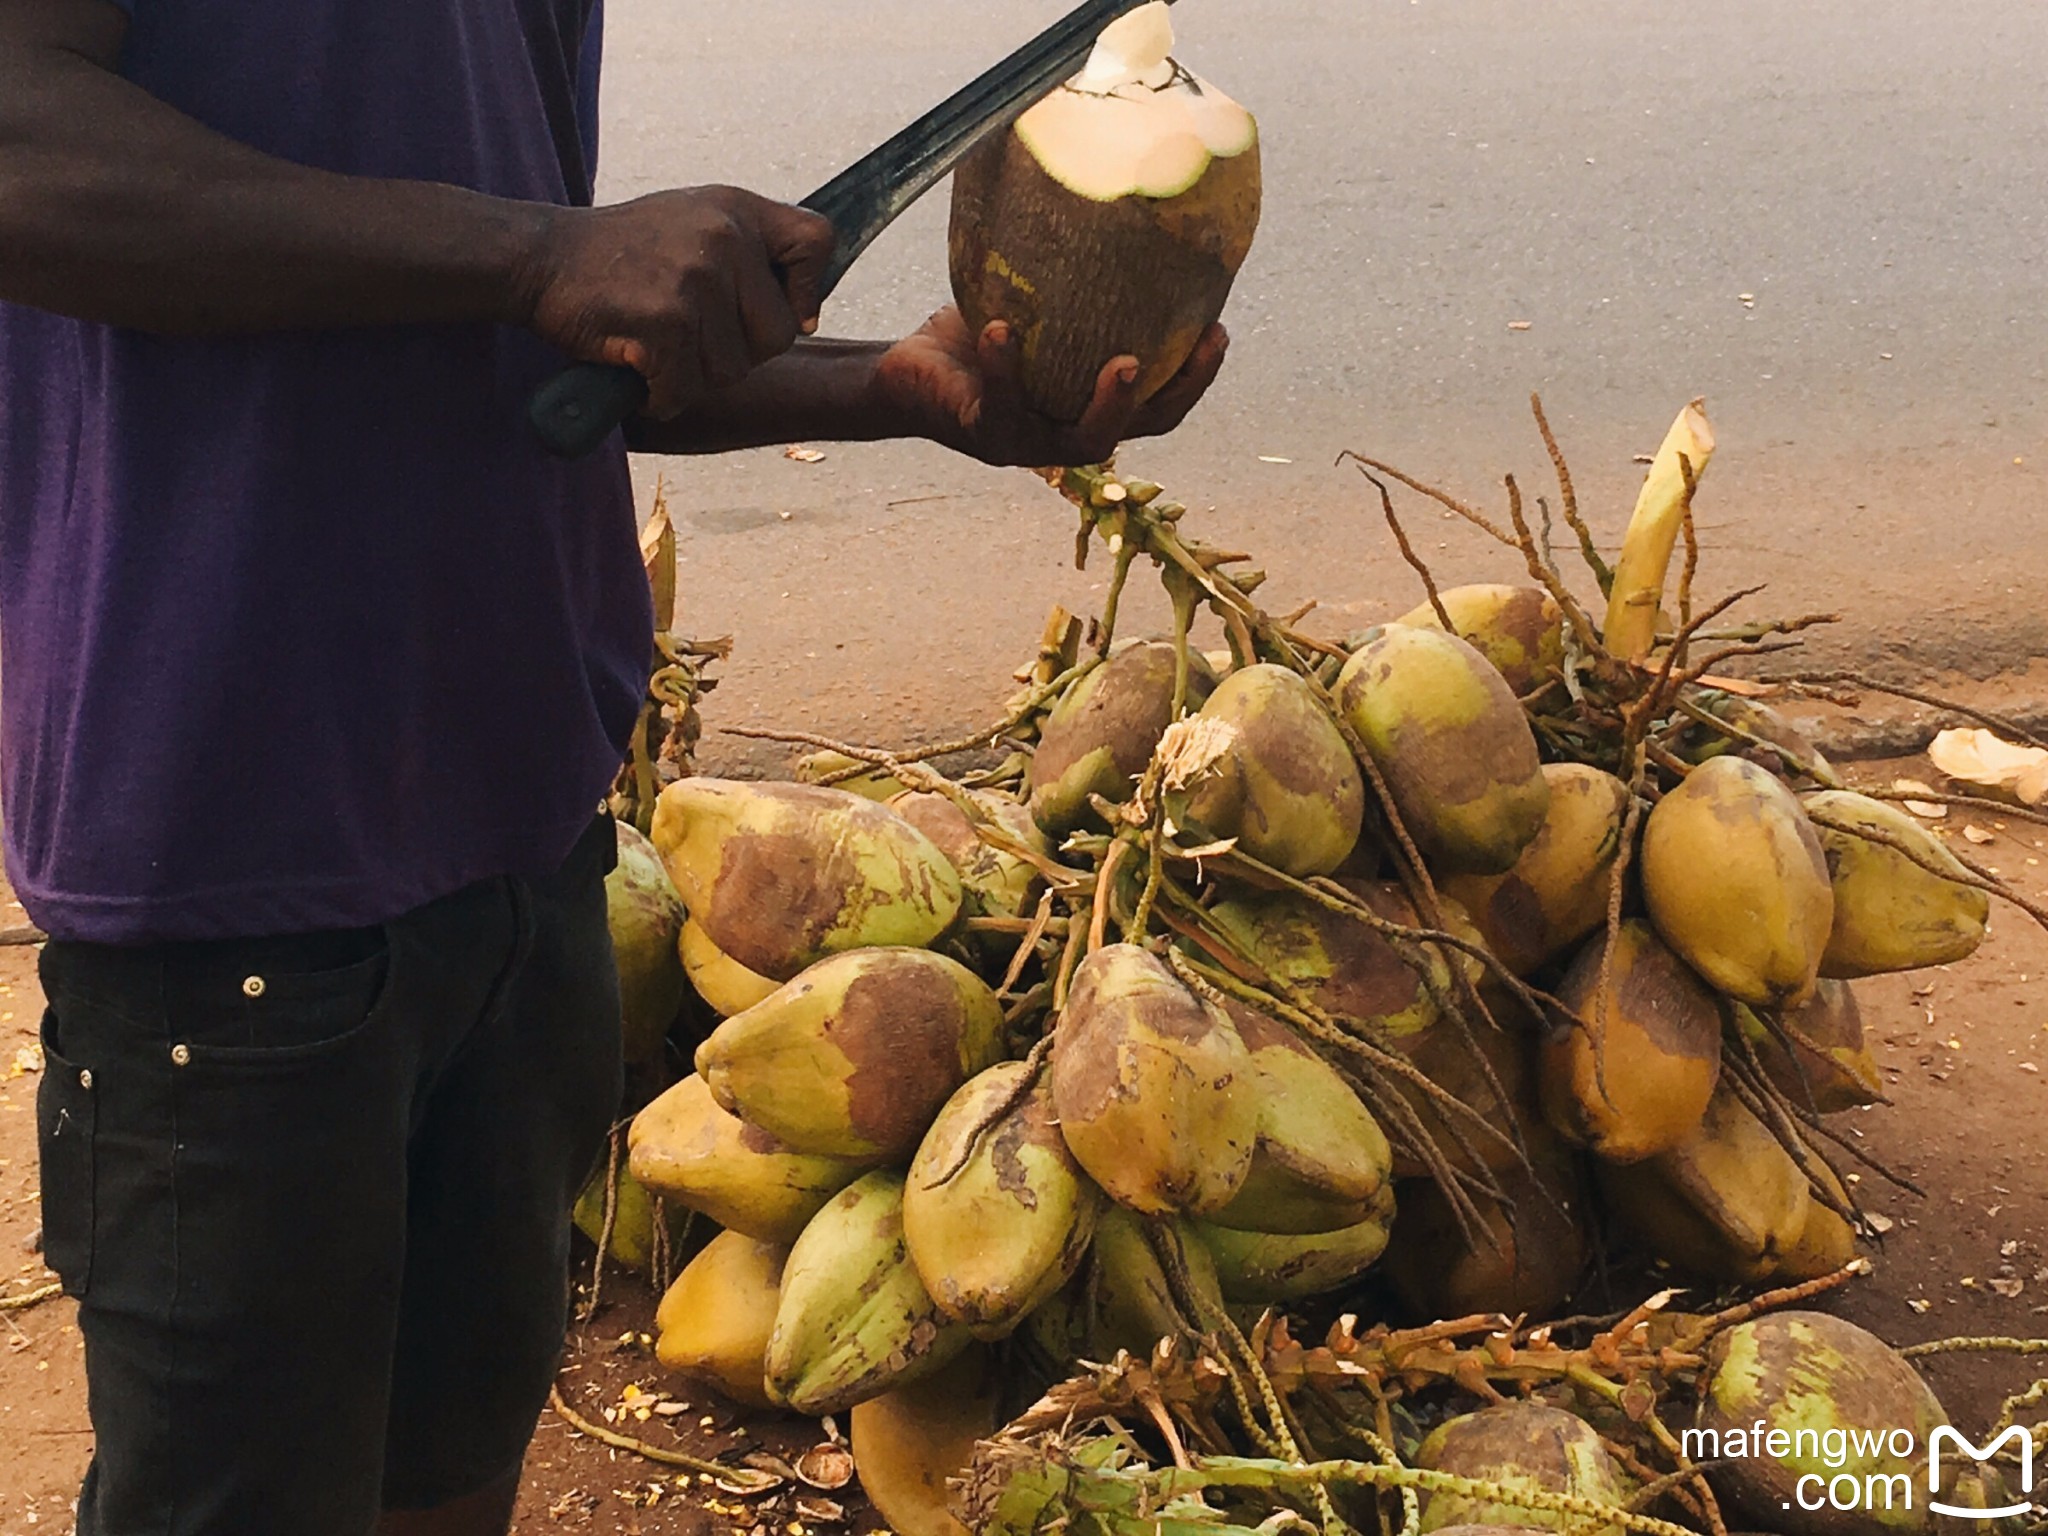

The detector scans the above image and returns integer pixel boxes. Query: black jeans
[35,816,624,1535]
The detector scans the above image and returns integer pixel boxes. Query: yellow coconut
[949,3,1260,421]
[628,1074,872,1243]
[1395,584,1566,697]
[1177,664,1364,877]
[851,1347,1002,1536]
[1336,625,1550,876]
[1538,921,1725,1164]
[697,948,1006,1163]
[678,916,781,1018]
[1028,639,1218,835]
[652,778,962,981]
[571,1158,679,1275]
[654,1230,787,1409]
[1204,1004,1392,1235]
[1596,1084,1814,1284]
[766,1171,972,1415]
[1803,790,1990,978]
[1050,944,1259,1217]
[1442,765,1631,976]
[1640,756,1834,1008]
[1733,983,1883,1114]
[904,1063,1105,1338]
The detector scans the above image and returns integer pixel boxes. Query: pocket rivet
[242,975,267,999]
[171,1044,192,1067]
[78,1069,93,1090]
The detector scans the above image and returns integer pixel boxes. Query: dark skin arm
[0,0,1228,462]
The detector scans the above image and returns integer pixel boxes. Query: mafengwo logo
[1928,1426,2034,1521]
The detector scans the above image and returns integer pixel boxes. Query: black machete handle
[528,362,651,459]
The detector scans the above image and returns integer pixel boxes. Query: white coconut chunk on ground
[1016,1,1257,202]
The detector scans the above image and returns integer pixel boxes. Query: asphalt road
[595,0,2047,769]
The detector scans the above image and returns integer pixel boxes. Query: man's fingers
[1131,325,1230,437]
[691,269,756,392]
[971,320,1024,428]
[758,202,837,333]
[732,246,801,366]
[1066,354,1144,461]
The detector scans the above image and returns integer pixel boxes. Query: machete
[528,0,1176,459]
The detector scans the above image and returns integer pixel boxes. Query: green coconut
[606,820,691,1064]
[1803,790,1990,978]
[903,1063,1105,1338]
[1028,640,1218,835]
[795,749,906,802]
[1415,1401,1634,1535]
[1735,983,1884,1114]
[652,778,962,982]
[1336,625,1550,876]
[766,1171,973,1415]
[654,1229,788,1409]
[1175,663,1364,876]
[628,1074,874,1243]
[1203,1005,1393,1235]
[677,915,782,1018]
[1205,882,1466,1043]
[697,948,1006,1163]
[949,3,1261,421]
[1443,765,1632,976]
[1640,756,1834,1008]
[1697,1312,1947,1536]
[1050,944,1259,1217]
[1090,1206,1225,1357]
[1538,920,1725,1164]
[1395,584,1566,696]
[1194,1185,1395,1303]
[572,1157,685,1275]
[1678,693,1837,787]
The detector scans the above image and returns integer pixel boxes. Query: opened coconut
[949,2,1260,421]
[628,1073,872,1244]
[1640,756,1834,1008]
[1050,944,1259,1216]
[1395,584,1565,697]
[1803,789,1990,977]
[655,1230,788,1409]
[903,1062,1104,1337]
[1538,920,1725,1164]
[697,947,1006,1163]
[1443,764,1631,976]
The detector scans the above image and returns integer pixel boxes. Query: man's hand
[871,308,1230,467]
[519,188,836,419]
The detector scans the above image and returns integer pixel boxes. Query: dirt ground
[1,744,2045,1533]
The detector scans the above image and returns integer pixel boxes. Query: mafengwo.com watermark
[1682,1421,2037,1520]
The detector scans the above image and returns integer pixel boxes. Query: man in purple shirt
[0,2,1227,1532]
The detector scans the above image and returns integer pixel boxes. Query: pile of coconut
[571,8,2046,1536]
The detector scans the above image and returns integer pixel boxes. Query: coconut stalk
[1604,400,1716,663]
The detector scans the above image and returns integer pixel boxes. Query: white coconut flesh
[1015,1,1256,203]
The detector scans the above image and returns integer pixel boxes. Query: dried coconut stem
[1355,465,1452,629]
[0,1282,61,1314]
[1773,673,2048,752]
[548,1385,782,1487]
[1530,393,1613,598]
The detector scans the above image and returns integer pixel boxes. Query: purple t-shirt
[0,0,652,943]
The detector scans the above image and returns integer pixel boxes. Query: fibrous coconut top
[1017,1,1256,203]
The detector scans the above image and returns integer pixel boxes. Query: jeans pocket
[165,935,393,1062]
[34,1009,97,1295]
